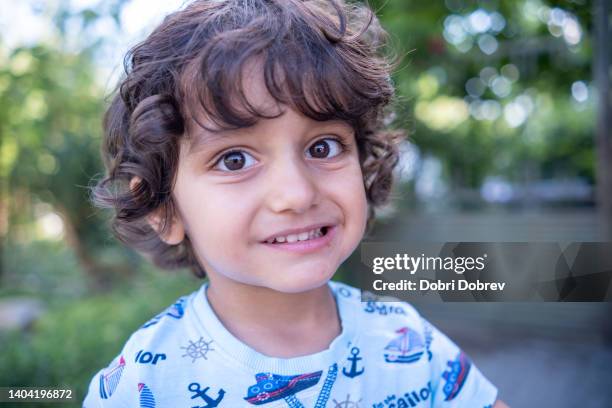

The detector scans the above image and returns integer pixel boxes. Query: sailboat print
[99,355,126,399]
[384,327,425,364]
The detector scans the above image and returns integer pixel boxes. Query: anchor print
[342,347,364,378]
[188,382,225,408]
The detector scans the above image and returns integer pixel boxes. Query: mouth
[263,226,331,244]
[260,224,336,254]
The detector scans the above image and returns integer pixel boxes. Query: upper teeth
[267,227,324,244]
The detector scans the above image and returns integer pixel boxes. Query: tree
[1,1,133,289]
[594,0,612,237]
[371,0,595,191]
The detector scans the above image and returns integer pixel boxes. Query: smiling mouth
[264,226,330,244]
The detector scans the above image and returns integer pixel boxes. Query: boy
[85,0,507,406]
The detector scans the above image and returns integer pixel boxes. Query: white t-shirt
[83,281,498,407]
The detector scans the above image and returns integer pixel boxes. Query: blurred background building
[0,0,611,406]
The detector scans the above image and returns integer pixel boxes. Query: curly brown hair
[92,0,402,278]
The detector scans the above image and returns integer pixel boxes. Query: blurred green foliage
[0,265,200,406]
[0,34,120,290]
[371,0,594,187]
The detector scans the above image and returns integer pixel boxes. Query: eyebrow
[187,120,354,155]
[187,128,244,155]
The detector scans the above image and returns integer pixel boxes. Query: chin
[269,264,337,294]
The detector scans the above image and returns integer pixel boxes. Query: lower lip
[261,226,336,254]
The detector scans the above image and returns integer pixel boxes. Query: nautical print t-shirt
[83,281,498,407]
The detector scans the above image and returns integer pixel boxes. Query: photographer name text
[373,279,506,292]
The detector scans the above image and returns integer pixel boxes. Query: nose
[264,155,319,214]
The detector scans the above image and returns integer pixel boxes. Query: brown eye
[307,138,343,159]
[223,152,244,170]
[215,150,257,171]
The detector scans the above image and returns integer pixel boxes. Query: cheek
[349,179,369,234]
[182,199,252,279]
[175,182,256,258]
[326,163,368,227]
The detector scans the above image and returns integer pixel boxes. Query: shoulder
[83,289,201,407]
[330,280,436,361]
[127,291,195,355]
[329,281,498,405]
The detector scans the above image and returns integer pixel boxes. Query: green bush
[0,268,200,407]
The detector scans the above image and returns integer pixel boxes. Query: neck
[206,278,341,358]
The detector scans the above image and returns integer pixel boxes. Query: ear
[130,177,185,245]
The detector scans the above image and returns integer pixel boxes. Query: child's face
[167,72,368,294]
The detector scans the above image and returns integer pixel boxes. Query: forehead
[186,110,354,155]
[183,59,353,153]
[184,58,283,135]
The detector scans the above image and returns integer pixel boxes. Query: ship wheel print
[181,337,214,363]
[332,394,362,408]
